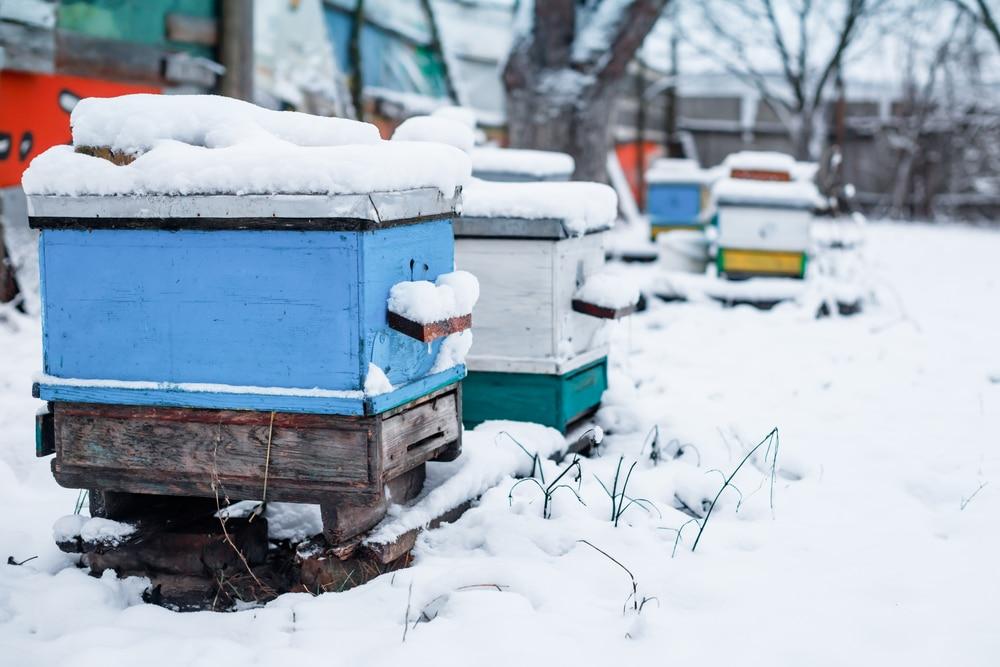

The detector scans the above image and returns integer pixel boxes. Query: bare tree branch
[761,0,804,108]
[809,0,867,112]
[975,0,1000,50]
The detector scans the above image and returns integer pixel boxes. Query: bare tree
[503,0,672,182]
[882,3,1000,220]
[951,0,1000,50]
[680,0,884,160]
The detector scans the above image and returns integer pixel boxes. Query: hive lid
[457,179,617,239]
[645,158,709,184]
[722,150,796,172]
[22,94,471,220]
[27,187,461,231]
[470,147,575,181]
[712,177,821,210]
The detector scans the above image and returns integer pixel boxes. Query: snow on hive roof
[24,94,472,198]
[792,161,820,182]
[722,150,796,174]
[70,94,380,154]
[461,179,617,235]
[391,116,475,154]
[645,158,709,184]
[22,141,471,198]
[431,106,478,130]
[712,177,821,209]
[470,147,575,179]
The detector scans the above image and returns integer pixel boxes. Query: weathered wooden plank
[54,465,380,506]
[381,391,460,479]
[729,168,791,181]
[554,232,607,358]
[320,465,426,545]
[364,499,473,565]
[53,403,376,501]
[0,20,55,73]
[571,299,639,320]
[386,312,471,343]
[455,237,556,361]
[166,13,218,46]
[55,30,166,85]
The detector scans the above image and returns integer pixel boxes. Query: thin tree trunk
[219,0,254,101]
[349,0,366,121]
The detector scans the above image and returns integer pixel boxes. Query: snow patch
[722,150,797,174]
[387,270,479,324]
[712,177,821,209]
[70,94,379,153]
[36,374,364,399]
[52,515,87,543]
[470,147,574,179]
[574,272,640,310]
[365,421,568,546]
[364,363,394,396]
[431,331,474,374]
[431,106,478,130]
[646,158,708,184]
[391,116,475,154]
[462,179,618,235]
[23,141,471,198]
[78,518,136,546]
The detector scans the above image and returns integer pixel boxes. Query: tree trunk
[506,76,622,183]
[0,225,21,306]
[791,112,813,161]
[502,0,670,183]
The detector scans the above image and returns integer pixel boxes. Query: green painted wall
[57,0,217,57]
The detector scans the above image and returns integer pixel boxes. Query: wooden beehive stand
[37,143,477,610]
[42,387,469,610]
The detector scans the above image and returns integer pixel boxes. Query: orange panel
[0,71,158,187]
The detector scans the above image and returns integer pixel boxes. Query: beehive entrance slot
[408,431,445,451]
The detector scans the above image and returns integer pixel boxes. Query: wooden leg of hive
[320,497,389,547]
[434,437,462,462]
[320,464,429,547]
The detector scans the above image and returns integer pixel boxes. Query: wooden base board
[461,357,608,434]
[45,385,462,546]
[57,484,474,611]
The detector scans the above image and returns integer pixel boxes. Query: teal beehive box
[24,94,478,545]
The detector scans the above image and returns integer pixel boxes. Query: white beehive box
[713,178,819,253]
[455,180,626,374]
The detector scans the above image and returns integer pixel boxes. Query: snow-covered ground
[1,222,998,666]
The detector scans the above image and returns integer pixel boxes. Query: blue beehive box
[645,158,712,240]
[30,190,465,414]
[24,94,476,546]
